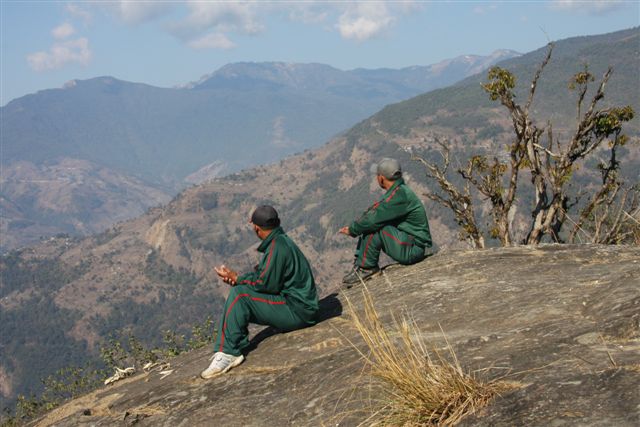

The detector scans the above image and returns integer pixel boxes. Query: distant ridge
[2,50,520,183]
[0,51,517,251]
[185,50,520,93]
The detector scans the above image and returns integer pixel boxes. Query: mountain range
[1,28,638,410]
[0,50,519,251]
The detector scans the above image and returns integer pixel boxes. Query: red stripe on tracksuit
[260,241,276,278]
[218,293,286,352]
[239,241,276,286]
[385,186,401,202]
[361,234,375,267]
[240,279,262,285]
[382,230,411,245]
[357,186,401,222]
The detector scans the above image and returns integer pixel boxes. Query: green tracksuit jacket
[348,178,432,248]
[236,226,319,321]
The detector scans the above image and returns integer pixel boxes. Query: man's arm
[349,190,409,236]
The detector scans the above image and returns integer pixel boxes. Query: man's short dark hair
[251,205,280,229]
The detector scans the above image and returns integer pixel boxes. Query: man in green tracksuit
[201,205,319,378]
[340,158,432,286]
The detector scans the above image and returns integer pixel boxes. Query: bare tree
[416,44,636,247]
[457,150,523,246]
[569,182,640,244]
[482,44,635,244]
[410,139,485,249]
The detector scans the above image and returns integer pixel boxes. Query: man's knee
[367,230,384,247]
[381,225,398,233]
[227,285,252,302]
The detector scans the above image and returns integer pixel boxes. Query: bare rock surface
[31,245,640,426]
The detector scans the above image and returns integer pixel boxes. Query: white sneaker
[200,352,245,379]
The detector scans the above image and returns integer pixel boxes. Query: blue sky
[1,1,638,106]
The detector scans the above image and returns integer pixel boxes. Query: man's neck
[382,179,400,190]
[258,228,274,240]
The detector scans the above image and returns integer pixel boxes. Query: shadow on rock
[244,293,343,354]
[317,293,343,322]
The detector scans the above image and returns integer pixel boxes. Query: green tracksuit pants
[213,284,312,356]
[355,225,425,269]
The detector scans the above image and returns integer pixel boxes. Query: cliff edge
[30,244,640,426]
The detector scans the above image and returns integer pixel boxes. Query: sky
[1,1,638,106]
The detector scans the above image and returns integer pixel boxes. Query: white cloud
[172,2,420,48]
[170,2,265,49]
[286,4,329,25]
[549,0,627,14]
[107,1,174,24]
[179,2,263,35]
[27,38,92,71]
[52,22,75,40]
[69,2,419,51]
[335,2,402,41]
[66,3,92,24]
[188,32,236,50]
[474,4,498,15]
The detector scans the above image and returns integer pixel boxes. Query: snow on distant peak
[63,80,78,89]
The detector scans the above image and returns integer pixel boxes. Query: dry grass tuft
[345,285,515,426]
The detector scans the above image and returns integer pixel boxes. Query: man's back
[392,182,432,248]
[275,232,319,319]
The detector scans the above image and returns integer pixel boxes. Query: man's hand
[214,265,238,286]
[338,226,351,236]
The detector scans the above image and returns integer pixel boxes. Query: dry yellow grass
[344,285,515,426]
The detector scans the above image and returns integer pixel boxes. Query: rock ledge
[32,245,640,426]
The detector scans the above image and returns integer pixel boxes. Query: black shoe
[342,266,380,287]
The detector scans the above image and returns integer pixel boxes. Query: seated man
[339,157,432,286]
[201,205,319,378]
